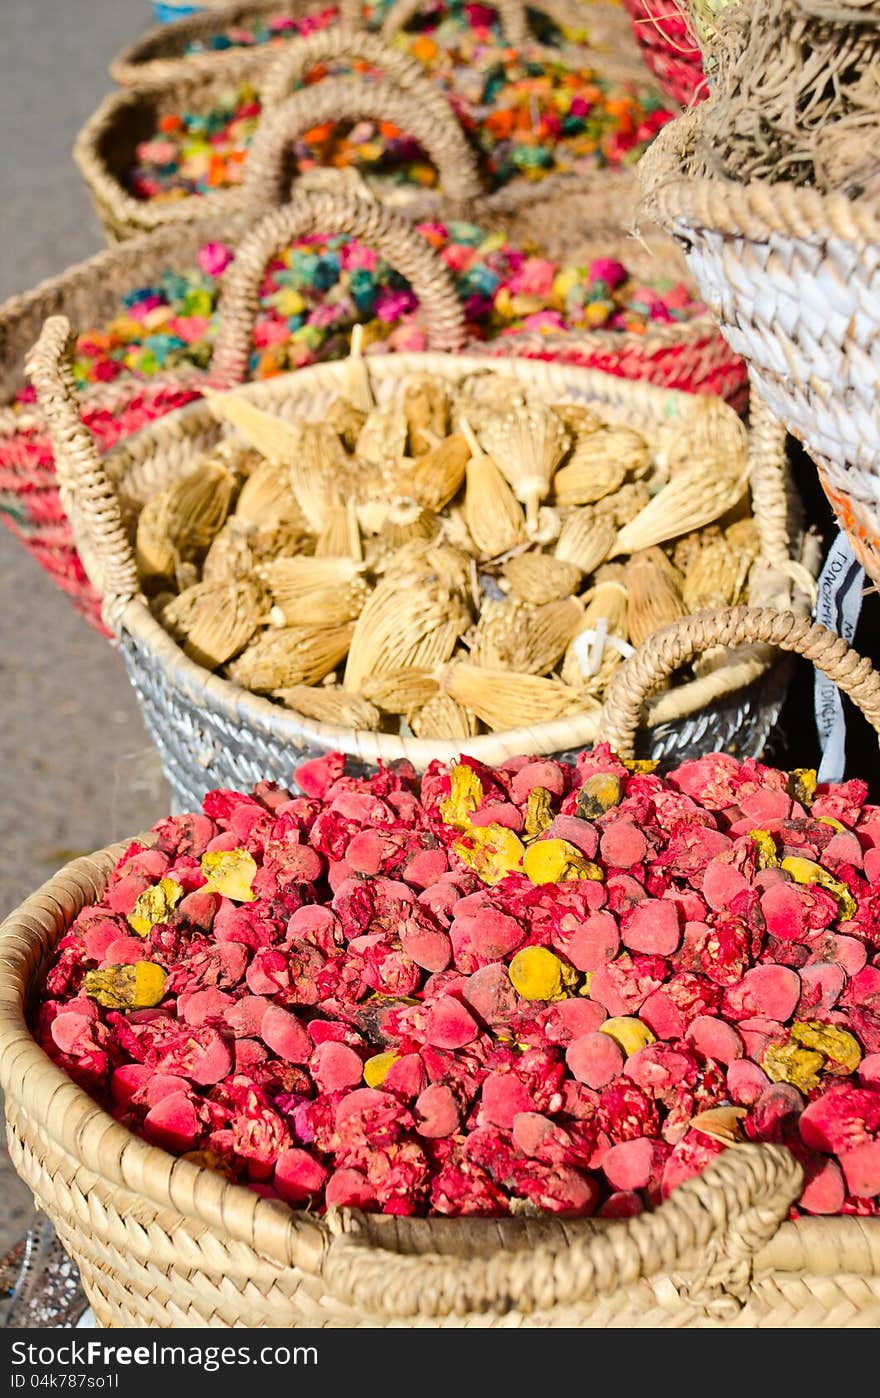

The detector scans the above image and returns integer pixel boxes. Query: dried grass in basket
[3,607,880,1326]
[26,214,815,809]
[639,102,880,587]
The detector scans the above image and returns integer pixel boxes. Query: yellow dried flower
[509,946,578,1001]
[523,838,603,885]
[748,829,779,869]
[127,878,184,937]
[763,1042,825,1094]
[453,824,525,885]
[439,763,483,829]
[83,961,167,1011]
[200,848,258,902]
[780,856,858,919]
[600,1017,656,1056]
[524,787,554,840]
[791,1021,861,1074]
[364,1052,399,1088]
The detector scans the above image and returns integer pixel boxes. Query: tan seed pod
[725,517,761,558]
[402,375,448,455]
[479,404,570,528]
[611,464,749,557]
[553,439,629,507]
[342,323,375,414]
[460,418,525,560]
[671,526,718,577]
[467,597,581,675]
[272,685,380,731]
[466,597,529,670]
[440,663,585,731]
[201,518,257,583]
[561,564,629,691]
[314,500,363,561]
[551,403,604,437]
[235,460,305,533]
[259,556,369,626]
[203,387,300,464]
[626,548,687,648]
[519,598,584,675]
[595,481,651,527]
[658,394,748,482]
[453,374,525,432]
[503,553,582,604]
[162,579,263,670]
[228,623,355,692]
[289,424,351,534]
[379,539,475,605]
[356,403,408,469]
[324,398,366,453]
[394,434,469,513]
[360,668,440,714]
[382,498,441,550]
[554,506,617,575]
[681,531,749,612]
[343,576,470,692]
[410,692,479,740]
[136,461,234,585]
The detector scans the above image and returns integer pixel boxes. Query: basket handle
[25,317,140,630]
[599,604,880,759]
[321,1143,801,1319]
[211,189,468,386]
[250,35,483,208]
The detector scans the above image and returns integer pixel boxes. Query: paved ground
[0,0,169,1257]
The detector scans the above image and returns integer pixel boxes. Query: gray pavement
[0,0,171,1255]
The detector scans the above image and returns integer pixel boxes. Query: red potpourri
[35,746,880,1219]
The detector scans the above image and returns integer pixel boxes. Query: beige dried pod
[504,553,582,604]
[380,539,474,604]
[343,576,469,692]
[681,531,747,611]
[553,436,633,506]
[324,398,366,453]
[260,556,369,626]
[658,393,748,481]
[671,527,716,577]
[235,460,304,533]
[453,374,526,432]
[479,404,570,528]
[468,597,581,675]
[611,463,749,557]
[595,481,651,527]
[626,548,687,648]
[411,692,479,740]
[460,418,525,560]
[551,403,604,437]
[440,663,585,731]
[395,434,469,512]
[162,578,262,670]
[228,623,355,692]
[289,424,350,534]
[136,460,234,585]
[201,518,257,583]
[272,685,380,731]
[342,324,375,414]
[382,498,441,550]
[554,506,617,575]
[203,387,301,464]
[725,516,761,558]
[560,564,629,691]
[356,402,408,470]
[402,375,448,455]
[361,668,440,714]
[315,500,362,560]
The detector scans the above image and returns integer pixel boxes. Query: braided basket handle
[250,37,483,207]
[25,317,139,629]
[322,1143,801,1319]
[211,189,468,386]
[599,605,880,759]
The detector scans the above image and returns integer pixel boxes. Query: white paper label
[814,530,865,783]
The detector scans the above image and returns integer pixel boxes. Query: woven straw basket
[3,606,880,1328]
[78,4,654,247]
[0,211,257,630]
[27,197,816,812]
[112,0,626,85]
[639,104,880,589]
[620,0,706,108]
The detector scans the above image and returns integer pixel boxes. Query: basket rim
[639,105,880,247]
[97,350,807,768]
[3,838,880,1283]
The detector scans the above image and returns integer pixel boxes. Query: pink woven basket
[621,0,706,108]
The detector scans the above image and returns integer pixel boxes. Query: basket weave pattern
[3,607,880,1327]
[640,106,880,587]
